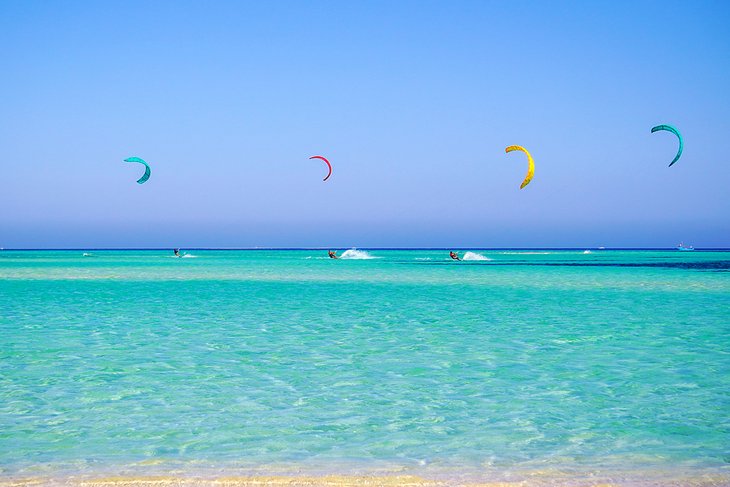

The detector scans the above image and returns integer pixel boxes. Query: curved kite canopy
[309,155,332,181]
[651,124,683,167]
[505,145,534,189]
[123,157,151,184]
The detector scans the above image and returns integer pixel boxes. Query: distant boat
[677,243,694,251]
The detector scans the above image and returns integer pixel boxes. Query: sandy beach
[4,471,730,487]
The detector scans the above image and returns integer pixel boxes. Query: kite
[505,145,534,189]
[123,157,151,184]
[651,124,683,167]
[309,155,332,181]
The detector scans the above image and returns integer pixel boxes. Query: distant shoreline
[2,247,729,252]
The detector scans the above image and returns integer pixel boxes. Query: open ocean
[1,249,729,485]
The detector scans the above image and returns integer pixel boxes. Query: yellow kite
[505,145,534,189]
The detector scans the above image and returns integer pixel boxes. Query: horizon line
[1,247,728,251]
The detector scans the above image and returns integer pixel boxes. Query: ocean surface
[1,249,729,484]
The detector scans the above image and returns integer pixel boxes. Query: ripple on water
[0,250,729,482]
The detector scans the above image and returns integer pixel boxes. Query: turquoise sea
[1,249,729,485]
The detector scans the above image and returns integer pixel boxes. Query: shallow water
[1,249,729,484]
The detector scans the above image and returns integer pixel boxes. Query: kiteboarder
[174,248,180,257]
[328,250,338,259]
[449,251,460,261]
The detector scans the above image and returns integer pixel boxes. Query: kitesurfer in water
[174,248,180,257]
[450,251,460,261]
[328,250,338,259]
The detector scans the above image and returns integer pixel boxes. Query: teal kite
[651,124,683,167]
[123,157,151,184]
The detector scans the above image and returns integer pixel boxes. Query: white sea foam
[415,257,432,261]
[339,249,377,260]
[181,254,197,258]
[461,251,491,261]
[583,250,592,254]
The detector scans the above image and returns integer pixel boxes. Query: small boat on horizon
[677,243,695,251]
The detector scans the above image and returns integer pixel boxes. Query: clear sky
[1,0,728,248]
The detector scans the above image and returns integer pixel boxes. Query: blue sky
[1,0,728,248]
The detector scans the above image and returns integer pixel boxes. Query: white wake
[339,249,377,260]
[461,251,491,261]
